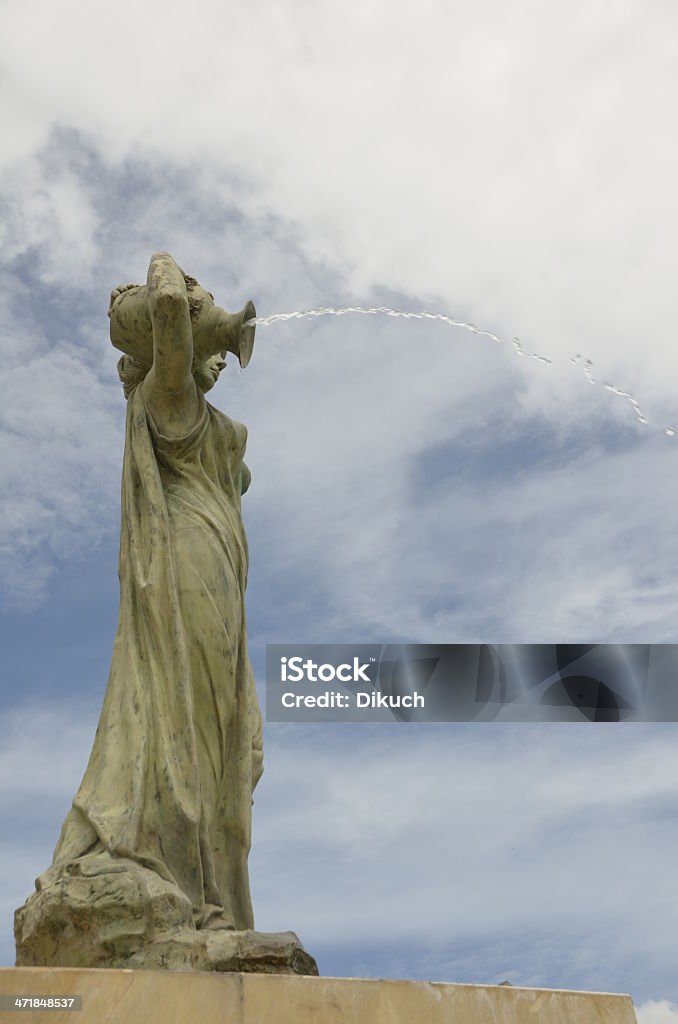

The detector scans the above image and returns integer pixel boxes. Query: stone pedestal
[0,968,638,1024]
[14,856,317,975]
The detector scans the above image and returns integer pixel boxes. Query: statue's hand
[108,283,141,318]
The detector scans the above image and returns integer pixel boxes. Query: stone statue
[14,254,317,976]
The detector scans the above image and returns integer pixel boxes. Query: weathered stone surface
[0,968,638,1024]
[14,857,317,975]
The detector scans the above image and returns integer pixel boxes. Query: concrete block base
[0,967,638,1023]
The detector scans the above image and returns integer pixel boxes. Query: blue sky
[2,1,678,1019]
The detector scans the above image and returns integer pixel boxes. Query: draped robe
[44,383,263,930]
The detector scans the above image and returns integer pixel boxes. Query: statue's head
[111,273,255,397]
[180,276,228,394]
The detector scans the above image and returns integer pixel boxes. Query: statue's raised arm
[146,252,193,377]
[144,252,201,435]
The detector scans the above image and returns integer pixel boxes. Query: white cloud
[0,150,99,284]
[0,700,97,807]
[0,339,122,609]
[251,725,678,940]
[637,1002,678,1024]
[242,331,678,643]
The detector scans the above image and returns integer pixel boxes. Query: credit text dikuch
[280,691,425,709]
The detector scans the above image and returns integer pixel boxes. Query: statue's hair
[117,351,216,399]
[184,274,212,321]
[117,354,149,400]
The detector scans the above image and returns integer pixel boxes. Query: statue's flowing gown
[44,384,263,929]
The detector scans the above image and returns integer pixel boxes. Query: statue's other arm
[143,252,200,435]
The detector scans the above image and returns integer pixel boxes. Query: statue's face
[195,353,226,393]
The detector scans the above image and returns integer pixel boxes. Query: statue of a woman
[40,253,264,933]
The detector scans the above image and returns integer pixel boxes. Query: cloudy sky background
[1,0,678,1017]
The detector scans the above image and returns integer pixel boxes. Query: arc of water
[244,305,676,438]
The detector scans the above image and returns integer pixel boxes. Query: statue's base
[14,925,316,976]
[14,855,317,975]
[0,968,637,1023]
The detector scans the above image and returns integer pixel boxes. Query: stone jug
[109,283,256,369]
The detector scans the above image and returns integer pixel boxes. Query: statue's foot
[196,903,236,931]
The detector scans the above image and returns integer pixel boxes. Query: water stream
[245,305,676,438]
